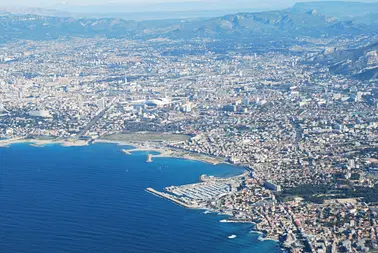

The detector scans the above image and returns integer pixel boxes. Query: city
[1,1,378,252]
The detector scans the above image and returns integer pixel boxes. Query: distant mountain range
[1,1,378,81]
[0,2,378,43]
[291,1,378,21]
[0,7,70,18]
[1,1,292,20]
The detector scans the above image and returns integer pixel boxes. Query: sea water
[0,143,280,253]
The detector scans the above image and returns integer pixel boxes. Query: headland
[145,171,286,247]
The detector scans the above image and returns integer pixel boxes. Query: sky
[4,0,288,6]
[1,0,295,13]
[2,0,378,14]
[3,0,376,8]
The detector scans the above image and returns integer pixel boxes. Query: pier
[145,188,197,208]
[121,149,131,155]
[146,154,153,163]
[220,218,254,223]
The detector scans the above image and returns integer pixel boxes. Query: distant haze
[2,0,378,20]
[0,0,296,21]
[5,0,295,10]
[3,0,378,8]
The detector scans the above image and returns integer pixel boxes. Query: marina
[145,188,199,209]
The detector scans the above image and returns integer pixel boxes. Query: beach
[0,137,224,166]
[95,138,225,165]
[0,137,89,148]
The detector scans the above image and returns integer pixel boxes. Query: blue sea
[0,143,280,253]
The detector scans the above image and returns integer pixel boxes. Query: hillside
[312,41,378,80]
[0,7,374,43]
[291,1,378,20]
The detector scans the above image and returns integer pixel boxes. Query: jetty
[220,218,254,223]
[145,187,197,208]
[121,149,131,155]
[146,154,153,163]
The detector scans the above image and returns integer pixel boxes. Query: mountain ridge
[0,6,376,43]
[311,41,378,80]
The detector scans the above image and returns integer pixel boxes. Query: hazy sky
[2,0,294,11]
[4,0,378,9]
[3,0,376,7]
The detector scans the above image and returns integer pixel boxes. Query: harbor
[145,188,199,209]
[146,170,296,251]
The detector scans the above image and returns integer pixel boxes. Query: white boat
[228,235,237,239]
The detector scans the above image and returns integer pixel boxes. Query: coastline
[95,138,226,166]
[2,136,280,251]
[1,137,226,166]
[1,145,280,253]
[146,187,281,244]
[0,137,89,148]
[1,137,227,166]
[3,137,267,238]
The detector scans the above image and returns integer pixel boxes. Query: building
[264,181,282,192]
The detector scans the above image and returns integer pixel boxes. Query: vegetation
[342,185,378,203]
[284,184,330,196]
[279,181,378,204]
[278,184,331,204]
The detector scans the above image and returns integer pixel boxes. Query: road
[77,99,115,137]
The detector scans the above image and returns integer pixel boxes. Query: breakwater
[146,188,197,209]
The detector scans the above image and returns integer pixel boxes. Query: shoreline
[146,187,281,245]
[2,136,278,250]
[0,137,89,148]
[95,138,227,166]
[0,137,229,167]
[0,137,229,166]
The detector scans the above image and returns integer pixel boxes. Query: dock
[220,218,254,223]
[145,187,197,209]
[146,154,153,163]
[121,149,131,155]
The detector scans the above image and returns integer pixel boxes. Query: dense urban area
[1,3,378,252]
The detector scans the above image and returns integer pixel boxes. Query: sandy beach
[0,138,89,148]
[152,150,224,165]
[95,138,225,165]
[1,137,225,166]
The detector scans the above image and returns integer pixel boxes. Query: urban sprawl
[1,37,378,253]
